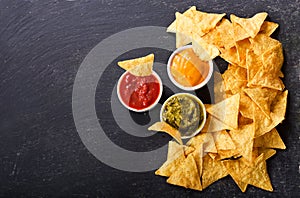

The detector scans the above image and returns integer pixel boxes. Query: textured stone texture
[0,0,299,197]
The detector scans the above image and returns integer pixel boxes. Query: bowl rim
[167,45,214,91]
[117,70,163,112]
[159,93,207,139]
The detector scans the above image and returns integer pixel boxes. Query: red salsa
[119,72,160,110]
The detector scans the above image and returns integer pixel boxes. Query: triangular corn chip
[155,150,185,177]
[202,155,228,189]
[175,12,194,48]
[192,33,220,61]
[230,12,267,38]
[167,141,185,160]
[148,122,183,144]
[206,94,240,129]
[241,154,273,192]
[212,130,236,151]
[117,54,154,76]
[259,21,279,36]
[229,124,255,162]
[167,155,202,191]
[244,87,278,119]
[202,114,234,132]
[191,10,225,35]
[167,6,196,33]
[262,43,284,75]
[254,128,286,149]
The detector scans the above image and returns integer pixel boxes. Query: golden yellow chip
[244,87,278,119]
[175,12,194,48]
[215,19,236,49]
[167,141,185,160]
[246,49,262,83]
[167,154,202,191]
[249,33,281,55]
[231,20,251,41]
[222,158,249,192]
[219,46,240,66]
[222,69,247,94]
[241,154,273,192]
[227,64,247,81]
[202,154,228,189]
[239,92,255,119]
[253,90,287,137]
[206,94,240,129]
[192,144,204,177]
[212,130,236,151]
[148,122,183,145]
[187,132,217,153]
[218,150,241,160]
[262,43,284,75]
[259,21,279,36]
[192,32,220,61]
[257,148,277,160]
[213,72,229,103]
[230,12,268,38]
[201,114,234,132]
[191,10,226,35]
[117,54,154,76]
[229,124,255,162]
[167,6,196,33]
[235,38,251,68]
[155,149,185,177]
[238,113,253,125]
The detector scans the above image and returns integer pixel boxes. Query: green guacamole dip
[162,94,204,137]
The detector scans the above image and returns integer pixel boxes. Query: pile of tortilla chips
[155,6,288,192]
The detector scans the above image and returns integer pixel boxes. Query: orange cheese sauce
[170,48,210,87]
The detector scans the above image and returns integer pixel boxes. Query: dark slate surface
[0,0,299,197]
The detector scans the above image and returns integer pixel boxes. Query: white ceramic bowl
[117,71,163,112]
[160,93,207,139]
[167,45,213,91]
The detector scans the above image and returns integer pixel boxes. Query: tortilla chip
[213,71,230,103]
[167,155,202,191]
[192,144,204,178]
[167,141,185,160]
[246,49,262,83]
[229,124,255,162]
[235,39,251,68]
[148,122,183,144]
[118,54,154,76]
[248,67,285,91]
[192,33,220,61]
[222,159,249,192]
[219,46,239,66]
[239,92,256,119]
[202,155,228,189]
[155,149,185,177]
[257,148,277,160]
[167,6,196,33]
[218,150,241,160]
[231,20,250,41]
[262,43,284,75]
[202,114,234,132]
[202,19,235,49]
[241,154,273,192]
[253,128,286,149]
[244,87,278,119]
[187,132,217,153]
[191,10,225,35]
[231,12,267,38]
[206,94,240,129]
[222,69,247,94]
[249,33,281,55]
[175,12,194,48]
[259,21,279,36]
[212,130,236,151]
[253,90,287,137]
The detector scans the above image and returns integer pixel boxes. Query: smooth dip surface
[170,48,210,87]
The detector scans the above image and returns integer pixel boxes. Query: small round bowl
[117,71,163,112]
[160,93,207,139]
[167,45,213,91]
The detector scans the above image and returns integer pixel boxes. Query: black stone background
[0,0,299,197]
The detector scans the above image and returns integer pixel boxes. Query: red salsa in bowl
[117,71,163,112]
